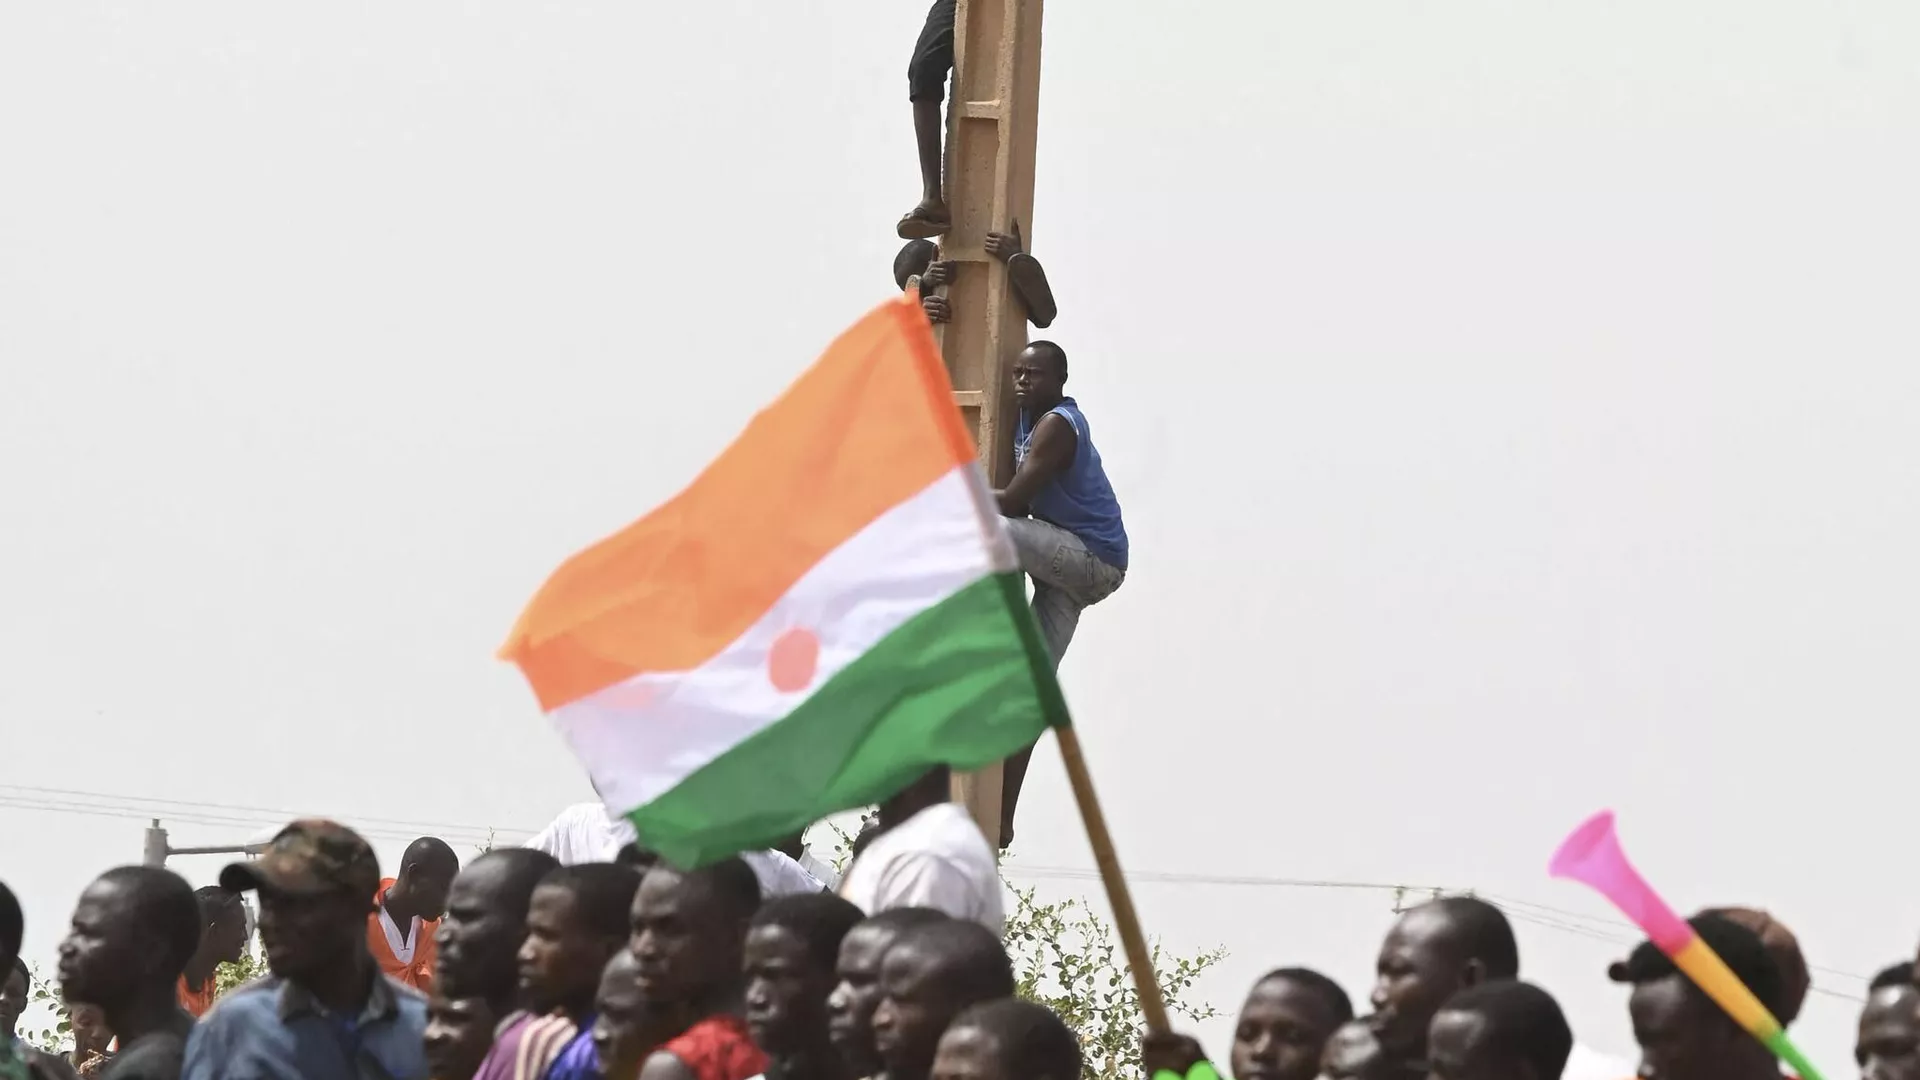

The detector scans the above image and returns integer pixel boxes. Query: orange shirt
[177,973,218,1018]
[368,877,439,993]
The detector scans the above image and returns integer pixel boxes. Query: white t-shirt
[523,803,827,898]
[1561,1044,1635,1080]
[798,849,842,892]
[524,802,634,864]
[838,803,1004,936]
[742,850,827,897]
[376,903,423,963]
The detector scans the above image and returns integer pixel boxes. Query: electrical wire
[0,783,1879,999]
[0,783,533,838]
[1008,866,1874,999]
[0,791,503,851]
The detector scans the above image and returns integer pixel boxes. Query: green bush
[1004,885,1225,1080]
[822,818,1226,1080]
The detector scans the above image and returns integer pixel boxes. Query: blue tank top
[1014,397,1129,570]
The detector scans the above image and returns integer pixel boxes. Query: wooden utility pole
[934,0,1046,839]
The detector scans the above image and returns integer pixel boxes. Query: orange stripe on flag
[500,293,976,712]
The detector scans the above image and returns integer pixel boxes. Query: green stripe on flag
[626,571,1067,867]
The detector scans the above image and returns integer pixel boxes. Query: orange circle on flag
[769,628,820,693]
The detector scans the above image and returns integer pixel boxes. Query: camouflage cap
[220,819,380,900]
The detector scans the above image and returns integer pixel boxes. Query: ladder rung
[960,99,1002,120]
[951,390,986,408]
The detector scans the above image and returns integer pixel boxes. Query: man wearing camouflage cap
[182,820,429,1080]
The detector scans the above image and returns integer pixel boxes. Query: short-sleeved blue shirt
[182,972,429,1080]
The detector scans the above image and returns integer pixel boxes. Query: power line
[1011,865,1440,893]
[1009,866,1876,996]
[0,793,504,851]
[0,785,1879,998]
[0,783,532,839]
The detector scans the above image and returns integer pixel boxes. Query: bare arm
[985,222,1057,328]
[1140,1032,1208,1078]
[1006,253,1057,328]
[995,412,1076,517]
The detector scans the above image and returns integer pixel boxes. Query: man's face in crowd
[871,944,966,1080]
[59,877,149,1010]
[1231,976,1345,1080]
[406,863,456,923]
[1371,908,1473,1060]
[1425,1008,1530,1080]
[258,885,367,983]
[205,904,249,967]
[826,924,898,1076]
[1629,973,1736,1080]
[518,884,612,1015]
[436,859,529,1001]
[1321,1020,1388,1080]
[1857,983,1920,1080]
[423,994,495,1080]
[1011,348,1065,413]
[0,965,25,1036]
[594,956,671,1080]
[629,869,736,1006]
[930,1025,1012,1080]
[744,924,833,1057]
[68,1003,111,1057]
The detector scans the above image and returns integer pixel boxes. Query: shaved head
[60,866,200,1013]
[434,848,561,1006]
[391,836,462,924]
[471,848,560,895]
[405,837,460,876]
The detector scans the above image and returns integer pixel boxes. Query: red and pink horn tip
[1548,809,1618,880]
[1548,809,1695,954]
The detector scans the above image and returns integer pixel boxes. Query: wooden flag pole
[1053,725,1170,1033]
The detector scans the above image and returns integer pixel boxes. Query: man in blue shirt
[993,340,1129,847]
[184,820,430,1080]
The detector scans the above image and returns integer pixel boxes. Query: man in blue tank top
[993,340,1128,847]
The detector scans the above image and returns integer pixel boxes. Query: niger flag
[501,295,1065,867]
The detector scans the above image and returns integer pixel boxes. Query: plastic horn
[1547,811,1825,1080]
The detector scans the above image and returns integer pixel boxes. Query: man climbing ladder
[993,340,1128,847]
[899,0,957,239]
[897,0,1068,849]
[894,222,1058,330]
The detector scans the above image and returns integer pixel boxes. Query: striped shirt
[471,1012,579,1080]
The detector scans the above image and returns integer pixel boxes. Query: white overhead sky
[4,0,1919,1069]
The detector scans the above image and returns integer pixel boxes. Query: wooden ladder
[933,0,1046,844]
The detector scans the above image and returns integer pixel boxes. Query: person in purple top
[473,864,641,1080]
[545,1020,604,1080]
[992,339,1129,849]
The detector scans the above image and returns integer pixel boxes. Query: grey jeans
[1004,517,1125,667]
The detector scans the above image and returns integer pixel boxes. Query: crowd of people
[6,6,1891,1080]
[3,758,1918,1080]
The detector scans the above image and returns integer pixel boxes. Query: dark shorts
[908,0,956,102]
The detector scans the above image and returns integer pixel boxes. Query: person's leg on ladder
[1000,519,1096,849]
[900,0,955,239]
[999,580,1082,846]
